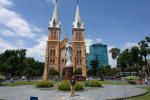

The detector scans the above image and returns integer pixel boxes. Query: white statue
[65,41,73,67]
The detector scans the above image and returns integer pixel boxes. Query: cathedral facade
[43,0,87,80]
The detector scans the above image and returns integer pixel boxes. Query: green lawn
[3,81,38,86]
[100,80,129,85]
[1,80,130,87]
[128,87,150,100]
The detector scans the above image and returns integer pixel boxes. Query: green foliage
[97,65,111,77]
[74,68,82,75]
[90,57,99,76]
[126,76,139,80]
[36,81,53,88]
[0,75,5,84]
[126,76,139,84]
[75,82,84,91]
[58,80,70,91]
[5,81,37,86]
[49,68,59,76]
[109,48,120,60]
[85,80,102,87]
[58,81,84,91]
[0,49,44,78]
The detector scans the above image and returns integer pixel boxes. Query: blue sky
[0,0,149,67]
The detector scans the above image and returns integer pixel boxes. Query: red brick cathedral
[43,0,87,80]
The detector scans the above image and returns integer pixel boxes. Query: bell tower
[72,0,87,77]
[43,0,61,80]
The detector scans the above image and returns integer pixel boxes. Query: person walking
[70,77,76,96]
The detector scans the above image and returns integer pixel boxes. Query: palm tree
[109,48,120,67]
[138,40,149,76]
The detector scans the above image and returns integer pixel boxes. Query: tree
[90,58,99,76]
[109,48,120,67]
[49,68,59,79]
[118,49,132,76]
[138,40,149,75]
[0,49,44,79]
[130,46,141,67]
[74,68,82,75]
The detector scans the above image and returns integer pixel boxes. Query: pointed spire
[49,0,60,28]
[73,0,84,29]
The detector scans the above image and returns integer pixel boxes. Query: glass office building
[86,43,109,69]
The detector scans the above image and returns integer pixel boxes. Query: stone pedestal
[65,67,73,80]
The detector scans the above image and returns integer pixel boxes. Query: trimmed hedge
[36,81,54,88]
[75,82,84,91]
[126,76,139,84]
[58,80,84,91]
[58,81,70,91]
[0,75,5,84]
[85,80,102,87]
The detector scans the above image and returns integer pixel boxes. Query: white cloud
[122,42,138,50]
[85,38,94,53]
[107,46,117,68]
[0,0,41,38]
[0,0,12,7]
[1,30,14,36]
[95,38,102,43]
[0,38,16,53]
[27,35,47,61]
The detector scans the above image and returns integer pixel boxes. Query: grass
[0,80,130,87]
[99,80,129,85]
[128,87,150,100]
[3,81,38,86]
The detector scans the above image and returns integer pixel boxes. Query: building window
[51,31,57,40]
[80,59,82,65]
[77,59,82,65]
[77,50,82,57]
[53,59,55,64]
[50,59,53,64]
[50,46,56,57]
[49,59,55,65]
[75,32,82,41]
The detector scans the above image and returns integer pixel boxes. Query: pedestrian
[10,77,14,83]
[145,78,148,85]
[70,76,76,97]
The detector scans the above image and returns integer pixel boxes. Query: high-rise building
[86,43,109,69]
[43,0,87,80]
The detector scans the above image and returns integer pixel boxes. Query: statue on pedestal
[65,41,73,80]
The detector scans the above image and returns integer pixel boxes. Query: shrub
[75,82,84,91]
[58,81,70,91]
[36,81,53,88]
[0,75,5,84]
[58,81,84,91]
[85,80,102,87]
[126,76,139,84]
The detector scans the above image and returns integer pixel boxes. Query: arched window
[53,49,55,56]
[50,46,56,57]
[50,59,53,64]
[80,59,82,65]
[53,31,56,39]
[77,50,82,57]
[53,59,55,64]
[51,31,57,40]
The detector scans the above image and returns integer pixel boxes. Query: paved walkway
[0,85,147,100]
